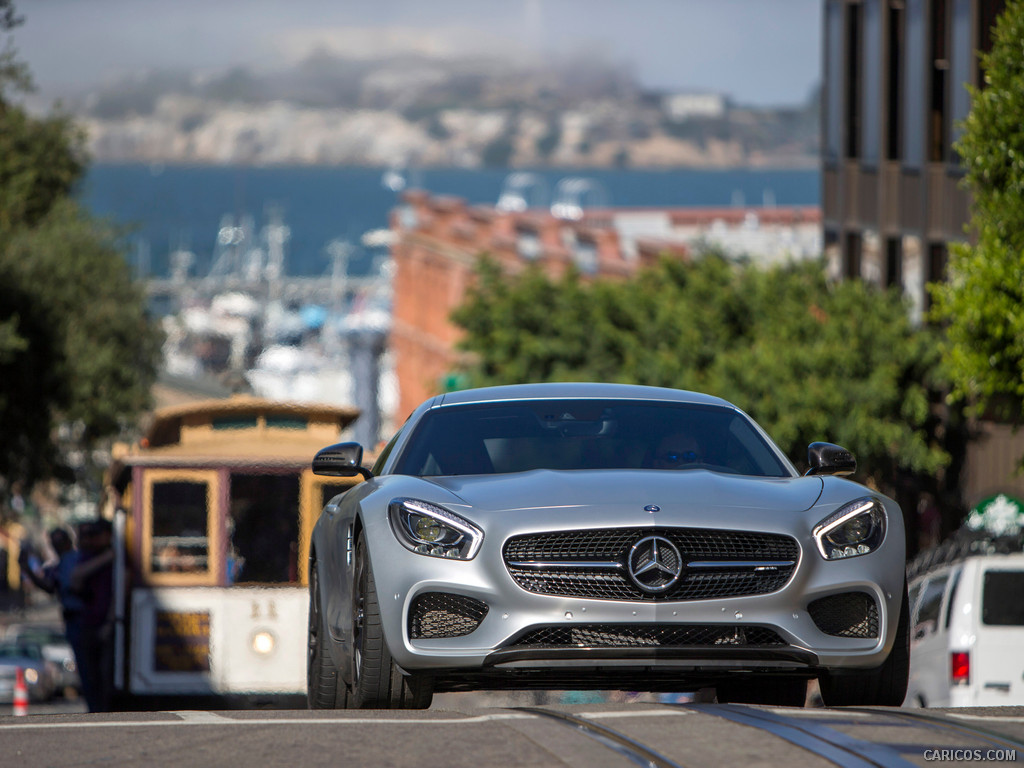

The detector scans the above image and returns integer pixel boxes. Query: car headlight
[813,497,886,560]
[389,498,483,560]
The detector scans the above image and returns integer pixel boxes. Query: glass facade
[862,0,882,165]
[903,0,927,169]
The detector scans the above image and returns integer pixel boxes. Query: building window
[929,0,950,163]
[845,231,864,279]
[863,0,882,165]
[950,0,973,155]
[885,236,903,288]
[925,242,948,313]
[845,2,864,159]
[904,0,926,169]
[825,1,845,163]
[887,0,905,161]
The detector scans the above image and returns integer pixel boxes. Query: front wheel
[348,534,433,709]
[818,584,910,707]
[307,555,349,709]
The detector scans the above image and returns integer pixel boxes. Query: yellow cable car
[107,396,360,707]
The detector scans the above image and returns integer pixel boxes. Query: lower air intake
[409,592,489,639]
[808,592,879,638]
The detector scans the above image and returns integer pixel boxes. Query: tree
[0,1,162,492]
[932,0,1024,421]
[452,254,949,494]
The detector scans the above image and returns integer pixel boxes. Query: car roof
[433,383,733,409]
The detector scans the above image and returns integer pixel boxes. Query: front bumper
[360,509,906,682]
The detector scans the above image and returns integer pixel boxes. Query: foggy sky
[12,0,822,107]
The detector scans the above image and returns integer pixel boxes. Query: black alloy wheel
[307,555,348,709]
[348,533,433,709]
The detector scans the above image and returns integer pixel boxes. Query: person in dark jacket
[71,519,115,713]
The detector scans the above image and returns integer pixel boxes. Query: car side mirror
[805,442,856,477]
[312,442,373,480]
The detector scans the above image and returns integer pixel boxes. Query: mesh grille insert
[409,592,489,639]
[808,592,879,638]
[504,527,799,601]
[508,624,786,648]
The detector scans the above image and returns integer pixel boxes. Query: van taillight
[951,651,970,685]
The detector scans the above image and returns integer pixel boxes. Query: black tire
[716,677,807,706]
[348,535,433,709]
[818,584,910,707]
[307,555,349,709]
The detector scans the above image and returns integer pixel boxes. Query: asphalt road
[1,702,1022,768]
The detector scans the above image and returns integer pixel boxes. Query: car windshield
[395,399,791,478]
[0,644,42,661]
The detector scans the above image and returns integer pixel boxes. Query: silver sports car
[307,383,908,709]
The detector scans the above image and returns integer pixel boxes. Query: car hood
[422,469,823,518]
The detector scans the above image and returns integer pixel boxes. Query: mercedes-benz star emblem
[627,535,683,593]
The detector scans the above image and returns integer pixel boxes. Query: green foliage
[452,254,948,484]
[0,201,163,484]
[0,2,162,489]
[932,0,1024,419]
[0,104,85,230]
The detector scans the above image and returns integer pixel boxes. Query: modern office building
[823,0,1022,508]
[822,0,1004,324]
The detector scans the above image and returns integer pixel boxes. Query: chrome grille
[808,592,879,638]
[508,624,786,648]
[504,527,798,601]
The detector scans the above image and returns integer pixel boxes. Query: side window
[944,568,962,629]
[371,429,403,476]
[914,573,949,639]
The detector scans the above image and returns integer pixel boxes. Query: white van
[906,552,1024,707]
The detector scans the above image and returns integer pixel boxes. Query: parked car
[906,550,1024,707]
[307,383,908,709]
[4,624,80,697]
[0,641,59,703]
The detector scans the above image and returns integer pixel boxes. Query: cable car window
[151,481,210,573]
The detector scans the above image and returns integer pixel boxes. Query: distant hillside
[65,51,819,168]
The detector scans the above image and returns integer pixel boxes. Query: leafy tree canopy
[0,0,162,490]
[932,0,1024,420]
[452,254,948,489]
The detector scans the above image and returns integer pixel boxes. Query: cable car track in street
[517,703,1024,767]
[844,706,1024,754]
[515,707,687,768]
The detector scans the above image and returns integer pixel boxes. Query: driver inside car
[653,432,704,469]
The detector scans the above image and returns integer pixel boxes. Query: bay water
[79,164,820,279]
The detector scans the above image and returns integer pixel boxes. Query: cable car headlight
[252,630,276,655]
[389,498,483,560]
[813,497,886,560]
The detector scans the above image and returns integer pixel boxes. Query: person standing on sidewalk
[18,527,87,693]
